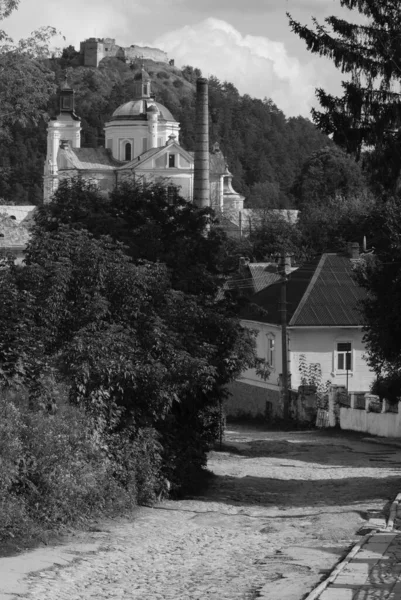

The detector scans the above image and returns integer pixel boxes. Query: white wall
[340,404,401,437]
[239,321,282,391]
[239,322,375,394]
[104,121,180,161]
[289,327,374,393]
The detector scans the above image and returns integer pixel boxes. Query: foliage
[371,373,401,404]
[248,210,305,262]
[288,1,401,192]
[5,178,259,492]
[293,145,369,209]
[299,354,331,395]
[0,385,163,541]
[0,26,57,141]
[353,200,401,404]
[0,0,19,21]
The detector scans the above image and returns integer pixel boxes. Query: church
[43,69,245,220]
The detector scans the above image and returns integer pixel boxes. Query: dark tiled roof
[58,147,122,171]
[240,254,366,327]
[290,254,366,326]
[248,264,281,293]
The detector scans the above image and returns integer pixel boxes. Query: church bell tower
[43,77,81,203]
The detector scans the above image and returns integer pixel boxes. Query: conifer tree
[288,1,401,192]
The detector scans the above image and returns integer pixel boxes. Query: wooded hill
[0,50,333,206]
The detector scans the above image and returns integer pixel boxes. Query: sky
[3,0,360,118]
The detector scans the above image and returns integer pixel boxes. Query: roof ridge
[289,254,327,326]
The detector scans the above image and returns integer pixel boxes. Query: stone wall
[80,38,168,67]
[225,381,281,420]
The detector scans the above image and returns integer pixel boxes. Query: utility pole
[280,252,289,421]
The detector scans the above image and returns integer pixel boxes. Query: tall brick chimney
[193,78,210,208]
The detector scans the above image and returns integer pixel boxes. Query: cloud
[153,18,319,117]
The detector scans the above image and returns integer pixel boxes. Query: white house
[226,246,375,419]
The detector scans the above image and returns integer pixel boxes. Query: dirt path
[2,427,401,600]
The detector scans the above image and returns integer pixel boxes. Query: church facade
[43,70,245,218]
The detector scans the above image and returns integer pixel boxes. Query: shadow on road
[202,473,401,509]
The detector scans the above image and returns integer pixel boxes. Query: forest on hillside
[0,49,334,206]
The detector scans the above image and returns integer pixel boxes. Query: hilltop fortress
[79,38,169,67]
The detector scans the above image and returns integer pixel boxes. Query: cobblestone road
[11,428,401,600]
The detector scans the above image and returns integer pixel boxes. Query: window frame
[124,141,132,161]
[266,333,275,369]
[334,340,353,374]
[168,154,176,168]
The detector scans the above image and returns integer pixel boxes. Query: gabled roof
[119,147,162,170]
[289,254,366,327]
[248,263,282,293]
[58,147,122,171]
[119,142,194,171]
[241,253,366,327]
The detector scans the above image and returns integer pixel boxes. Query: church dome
[111,100,177,122]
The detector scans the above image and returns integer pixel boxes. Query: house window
[337,342,352,371]
[168,154,176,168]
[124,142,132,161]
[266,334,275,368]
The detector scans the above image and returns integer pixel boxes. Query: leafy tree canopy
[288,0,401,193]
[0,6,57,140]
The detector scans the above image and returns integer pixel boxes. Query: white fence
[339,392,401,438]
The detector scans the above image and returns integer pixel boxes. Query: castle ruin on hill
[79,38,169,67]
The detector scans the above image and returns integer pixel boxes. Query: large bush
[0,384,164,541]
[2,178,259,500]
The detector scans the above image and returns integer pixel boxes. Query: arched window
[125,142,132,161]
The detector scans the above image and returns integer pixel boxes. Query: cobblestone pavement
[2,427,401,600]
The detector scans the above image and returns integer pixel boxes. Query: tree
[245,182,289,209]
[292,145,375,255]
[0,0,18,21]
[17,178,260,491]
[0,5,57,140]
[288,1,401,192]
[36,177,227,296]
[248,209,304,262]
[293,145,368,208]
[354,200,401,389]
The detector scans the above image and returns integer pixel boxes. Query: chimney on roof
[347,242,360,259]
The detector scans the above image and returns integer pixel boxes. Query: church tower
[104,68,180,161]
[43,78,81,203]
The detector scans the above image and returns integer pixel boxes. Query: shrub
[0,382,165,541]
[157,70,170,79]
[0,391,32,540]
[371,373,401,405]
